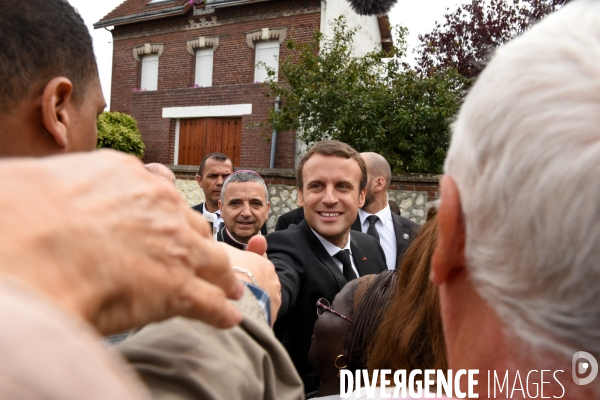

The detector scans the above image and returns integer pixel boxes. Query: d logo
[572,351,598,385]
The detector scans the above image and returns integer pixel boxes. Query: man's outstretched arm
[0,150,250,334]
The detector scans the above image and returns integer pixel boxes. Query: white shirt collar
[358,205,392,227]
[311,229,352,257]
[202,203,220,218]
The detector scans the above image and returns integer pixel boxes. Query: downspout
[269,96,280,168]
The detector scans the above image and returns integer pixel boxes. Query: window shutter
[141,54,159,91]
[254,41,279,82]
[195,48,214,87]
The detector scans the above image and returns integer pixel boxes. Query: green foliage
[258,17,467,173]
[96,111,145,159]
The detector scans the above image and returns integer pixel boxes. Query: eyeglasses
[315,298,354,323]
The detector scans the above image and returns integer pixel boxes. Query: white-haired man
[218,170,271,250]
[432,1,600,398]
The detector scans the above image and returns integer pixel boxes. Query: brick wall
[109,0,321,168]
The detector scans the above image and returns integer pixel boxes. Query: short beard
[363,186,375,209]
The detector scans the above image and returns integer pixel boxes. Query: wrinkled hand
[0,150,244,334]
[223,236,281,326]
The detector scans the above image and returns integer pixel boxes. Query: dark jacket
[266,220,386,393]
[350,213,418,269]
[275,207,418,269]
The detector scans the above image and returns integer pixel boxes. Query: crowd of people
[0,0,599,399]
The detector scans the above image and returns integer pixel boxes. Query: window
[195,48,214,87]
[141,54,159,91]
[254,41,279,82]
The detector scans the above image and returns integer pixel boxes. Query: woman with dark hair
[307,270,398,399]
[367,209,447,377]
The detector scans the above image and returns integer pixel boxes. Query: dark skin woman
[307,271,398,398]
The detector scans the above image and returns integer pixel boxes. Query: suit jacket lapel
[392,213,411,269]
[350,235,370,276]
[299,221,347,290]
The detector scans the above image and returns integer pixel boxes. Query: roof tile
[95,0,188,27]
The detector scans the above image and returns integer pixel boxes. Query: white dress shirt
[358,206,397,270]
[311,230,360,278]
[202,203,224,240]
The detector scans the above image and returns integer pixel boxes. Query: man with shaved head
[146,163,176,186]
[350,152,418,270]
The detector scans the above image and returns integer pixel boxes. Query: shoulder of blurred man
[116,285,303,400]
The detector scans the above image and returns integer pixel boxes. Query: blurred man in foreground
[432,1,600,398]
[0,0,297,398]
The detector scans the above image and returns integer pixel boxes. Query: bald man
[146,163,176,186]
[350,152,418,270]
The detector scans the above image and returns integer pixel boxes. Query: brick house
[95,0,392,168]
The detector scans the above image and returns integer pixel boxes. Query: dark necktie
[334,249,357,282]
[366,215,380,243]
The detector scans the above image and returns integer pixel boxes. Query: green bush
[96,111,145,158]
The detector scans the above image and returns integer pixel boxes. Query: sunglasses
[315,298,354,323]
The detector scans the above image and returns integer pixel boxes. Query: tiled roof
[94,0,277,29]
[94,0,191,29]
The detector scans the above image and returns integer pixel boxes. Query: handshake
[0,150,281,334]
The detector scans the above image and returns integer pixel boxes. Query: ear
[41,77,75,149]
[431,175,466,286]
[357,187,366,208]
[298,188,304,207]
[266,202,271,213]
[195,175,203,186]
[373,176,386,193]
[218,199,223,212]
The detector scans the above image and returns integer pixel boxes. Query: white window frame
[254,41,280,83]
[194,48,214,87]
[141,54,159,91]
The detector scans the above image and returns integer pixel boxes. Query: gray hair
[220,171,269,204]
[445,0,600,358]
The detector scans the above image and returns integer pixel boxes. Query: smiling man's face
[299,154,365,248]
[219,181,269,244]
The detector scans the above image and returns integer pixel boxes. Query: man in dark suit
[267,141,387,395]
[274,152,417,270]
[351,152,419,270]
[191,152,233,239]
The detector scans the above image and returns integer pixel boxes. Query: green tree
[96,111,145,159]
[259,17,467,173]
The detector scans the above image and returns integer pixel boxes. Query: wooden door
[178,117,242,166]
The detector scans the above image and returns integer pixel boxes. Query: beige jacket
[0,277,151,400]
[117,287,304,400]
